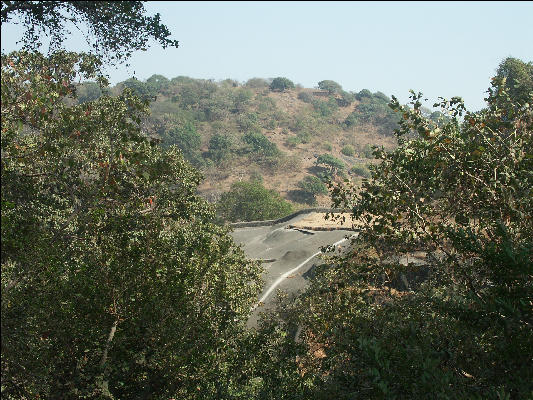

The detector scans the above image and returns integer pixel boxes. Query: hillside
[79,76,403,209]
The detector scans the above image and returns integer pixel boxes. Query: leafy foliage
[217,179,294,222]
[1,51,262,399]
[317,80,342,94]
[208,132,233,163]
[350,163,371,178]
[243,130,280,157]
[495,57,533,106]
[269,77,295,92]
[341,144,355,156]
[1,1,179,65]
[316,153,345,173]
[345,90,400,135]
[294,175,329,205]
[76,80,103,103]
[284,72,533,398]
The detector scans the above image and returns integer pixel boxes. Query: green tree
[1,1,179,65]
[341,144,355,156]
[1,51,261,400]
[317,80,342,94]
[244,77,269,88]
[295,175,328,205]
[243,130,280,157]
[286,67,533,398]
[163,120,202,162]
[316,153,345,176]
[76,80,103,103]
[269,77,295,92]
[146,73,170,95]
[120,76,152,99]
[208,133,233,163]
[345,92,400,135]
[217,179,293,222]
[336,90,355,107]
[495,57,533,106]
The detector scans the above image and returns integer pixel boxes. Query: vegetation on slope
[2,2,532,398]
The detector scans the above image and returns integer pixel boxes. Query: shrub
[341,145,355,156]
[208,133,233,163]
[316,153,345,172]
[245,77,269,88]
[323,142,333,151]
[345,94,400,135]
[217,180,293,222]
[242,130,280,156]
[298,175,328,195]
[350,163,371,178]
[311,97,338,117]
[297,91,313,103]
[269,77,295,92]
[306,74,533,398]
[76,81,103,103]
[318,80,343,94]
[354,88,372,100]
[336,90,355,107]
[237,112,260,131]
[359,143,375,158]
[373,91,390,103]
[146,74,170,94]
[120,77,152,99]
[286,136,301,147]
[161,120,201,161]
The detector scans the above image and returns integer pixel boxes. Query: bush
[354,88,372,100]
[217,180,294,222]
[120,77,152,99]
[311,97,338,117]
[304,74,533,398]
[297,91,313,103]
[269,77,295,92]
[237,112,260,131]
[316,153,345,172]
[298,175,328,196]
[161,120,201,161]
[359,143,375,158]
[245,77,269,88]
[286,136,301,147]
[242,130,280,156]
[350,163,371,178]
[336,90,355,107]
[373,90,390,103]
[146,74,170,94]
[323,142,333,151]
[76,81,103,103]
[318,80,343,94]
[208,133,233,163]
[345,93,400,135]
[341,145,355,156]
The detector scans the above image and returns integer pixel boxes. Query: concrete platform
[230,212,357,327]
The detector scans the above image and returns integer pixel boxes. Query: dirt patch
[289,212,360,231]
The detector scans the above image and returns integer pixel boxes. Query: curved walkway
[229,209,357,327]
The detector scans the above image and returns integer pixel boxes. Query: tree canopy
[217,179,294,222]
[317,80,342,94]
[269,77,295,92]
[1,50,260,400]
[270,70,533,399]
[1,1,179,64]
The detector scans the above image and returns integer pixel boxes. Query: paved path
[230,213,356,327]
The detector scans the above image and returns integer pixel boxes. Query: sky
[2,1,532,111]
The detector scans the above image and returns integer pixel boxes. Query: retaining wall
[229,208,345,228]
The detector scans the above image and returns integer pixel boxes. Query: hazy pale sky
[2,1,532,110]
